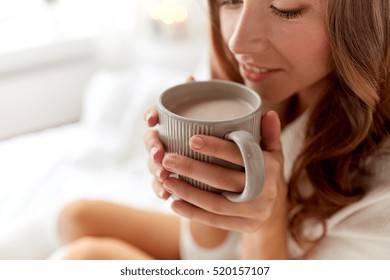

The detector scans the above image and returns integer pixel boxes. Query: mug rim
[158,79,262,124]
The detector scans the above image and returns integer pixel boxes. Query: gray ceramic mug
[157,80,265,202]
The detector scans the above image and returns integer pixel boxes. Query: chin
[244,82,294,105]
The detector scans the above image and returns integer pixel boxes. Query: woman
[57,0,390,259]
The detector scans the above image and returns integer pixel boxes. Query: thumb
[261,111,282,153]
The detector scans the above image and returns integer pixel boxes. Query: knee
[58,200,96,244]
[62,237,107,260]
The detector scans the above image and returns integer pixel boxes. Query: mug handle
[222,130,265,202]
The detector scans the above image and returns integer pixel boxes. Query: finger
[186,76,195,82]
[162,154,245,192]
[143,130,165,162]
[147,158,170,182]
[189,135,244,166]
[261,111,282,152]
[144,106,159,127]
[163,177,273,219]
[163,177,238,216]
[170,199,257,232]
[152,179,171,200]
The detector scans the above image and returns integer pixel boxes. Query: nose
[228,3,267,55]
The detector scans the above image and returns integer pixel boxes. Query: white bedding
[0,41,209,258]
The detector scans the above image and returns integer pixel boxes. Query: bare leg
[62,237,155,260]
[58,200,180,260]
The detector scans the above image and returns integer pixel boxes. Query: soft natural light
[0,0,139,53]
[0,0,207,56]
[0,0,42,19]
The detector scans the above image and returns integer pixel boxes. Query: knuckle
[144,130,160,148]
[177,156,194,177]
[266,185,278,200]
[205,214,219,228]
[243,220,260,233]
[266,158,281,174]
[143,130,154,143]
[259,206,274,221]
[174,182,187,198]
[210,200,225,214]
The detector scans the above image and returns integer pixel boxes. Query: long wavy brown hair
[207,0,390,243]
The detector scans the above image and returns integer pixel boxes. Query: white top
[180,112,390,259]
[179,218,241,260]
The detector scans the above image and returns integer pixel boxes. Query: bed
[0,41,209,259]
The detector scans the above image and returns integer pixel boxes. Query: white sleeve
[306,184,390,260]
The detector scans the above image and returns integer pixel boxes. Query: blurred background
[0,0,210,259]
[0,0,209,139]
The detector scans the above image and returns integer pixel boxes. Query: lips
[241,63,279,82]
[245,64,272,73]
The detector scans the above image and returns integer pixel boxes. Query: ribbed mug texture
[158,105,261,193]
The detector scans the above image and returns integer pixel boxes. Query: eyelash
[270,5,304,20]
[219,1,304,20]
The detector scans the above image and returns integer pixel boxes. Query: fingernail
[155,168,163,178]
[190,136,204,150]
[158,188,166,199]
[150,147,158,159]
[155,168,167,182]
[145,113,153,123]
[162,156,175,172]
[162,181,175,194]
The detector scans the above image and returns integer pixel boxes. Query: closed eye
[271,5,304,20]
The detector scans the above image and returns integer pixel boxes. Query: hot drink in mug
[157,80,265,203]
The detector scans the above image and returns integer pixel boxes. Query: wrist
[241,194,289,259]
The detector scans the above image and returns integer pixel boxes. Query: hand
[143,105,172,200]
[143,76,196,200]
[159,111,288,233]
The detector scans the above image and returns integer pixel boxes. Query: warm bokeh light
[149,0,188,24]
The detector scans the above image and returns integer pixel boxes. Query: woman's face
[219,0,332,108]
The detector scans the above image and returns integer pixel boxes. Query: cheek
[285,29,332,76]
[219,12,239,46]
